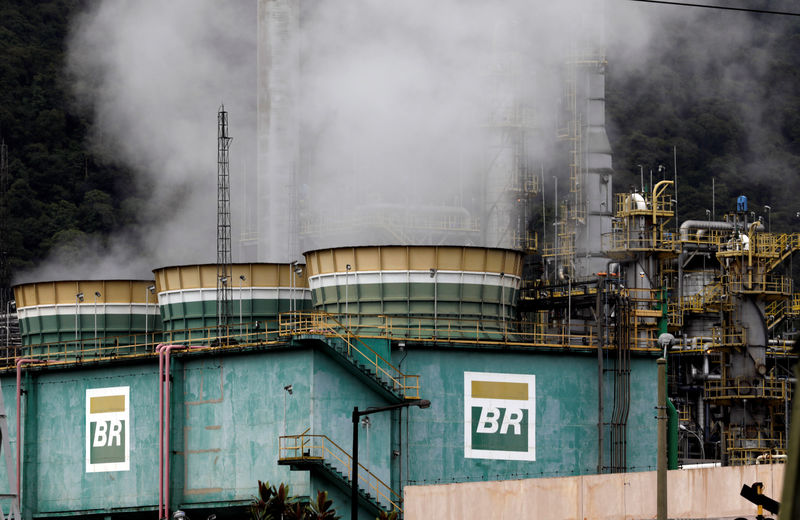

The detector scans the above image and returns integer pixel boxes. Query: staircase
[278,432,402,518]
[279,312,419,402]
[766,233,800,271]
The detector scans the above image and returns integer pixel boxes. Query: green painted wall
[0,344,394,518]
[398,347,659,485]
[0,339,658,518]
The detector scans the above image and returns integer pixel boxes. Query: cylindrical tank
[303,245,523,337]
[12,280,161,351]
[153,263,311,341]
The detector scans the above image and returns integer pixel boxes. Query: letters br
[471,406,528,452]
[89,420,126,464]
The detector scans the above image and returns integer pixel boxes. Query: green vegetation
[249,481,340,520]
[0,0,140,283]
[607,5,800,230]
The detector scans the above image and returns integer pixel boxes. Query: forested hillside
[2,1,800,295]
[0,0,141,285]
[607,2,800,228]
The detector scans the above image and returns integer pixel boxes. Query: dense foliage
[0,0,140,284]
[607,4,800,230]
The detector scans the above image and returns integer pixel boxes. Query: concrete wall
[404,464,785,520]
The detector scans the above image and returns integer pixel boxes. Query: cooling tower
[153,263,311,341]
[12,279,160,351]
[303,245,522,336]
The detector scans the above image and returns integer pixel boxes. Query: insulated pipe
[678,219,764,241]
[160,344,206,519]
[15,357,35,513]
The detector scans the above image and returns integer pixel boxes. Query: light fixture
[94,291,101,298]
[76,292,84,302]
[284,384,293,395]
[239,274,246,281]
[148,285,156,294]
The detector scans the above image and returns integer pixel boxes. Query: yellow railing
[279,312,420,399]
[279,432,402,513]
[724,274,792,295]
[726,432,786,466]
[0,322,284,370]
[705,376,788,401]
[792,293,800,314]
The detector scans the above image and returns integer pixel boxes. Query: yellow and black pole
[657,357,667,520]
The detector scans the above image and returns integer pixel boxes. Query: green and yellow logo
[86,386,130,473]
[464,372,535,461]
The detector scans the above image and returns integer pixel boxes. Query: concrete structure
[404,463,785,519]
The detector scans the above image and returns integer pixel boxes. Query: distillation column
[573,59,613,278]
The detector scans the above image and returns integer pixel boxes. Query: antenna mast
[216,106,233,340]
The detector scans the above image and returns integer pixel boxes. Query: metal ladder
[0,381,20,519]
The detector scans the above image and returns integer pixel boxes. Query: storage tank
[303,246,523,337]
[153,263,311,341]
[12,279,161,353]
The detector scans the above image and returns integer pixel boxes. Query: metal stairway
[279,312,420,402]
[278,432,402,518]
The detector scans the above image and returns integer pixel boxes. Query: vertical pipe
[596,275,605,474]
[157,344,164,518]
[161,344,205,519]
[657,357,667,520]
[351,407,359,520]
[15,357,34,513]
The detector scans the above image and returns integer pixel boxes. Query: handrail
[279,312,420,399]
[279,433,402,513]
[0,321,284,370]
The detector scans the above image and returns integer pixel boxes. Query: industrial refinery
[0,2,797,520]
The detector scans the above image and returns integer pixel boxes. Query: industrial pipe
[15,358,35,513]
[678,219,763,241]
[158,344,207,519]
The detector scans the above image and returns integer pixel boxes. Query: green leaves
[249,482,340,520]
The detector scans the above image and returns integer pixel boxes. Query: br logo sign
[86,386,130,472]
[464,372,535,461]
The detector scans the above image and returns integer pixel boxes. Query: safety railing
[279,432,402,513]
[0,322,284,370]
[724,274,792,295]
[792,293,800,314]
[705,376,788,401]
[726,431,786,466]
[278,312,420,399]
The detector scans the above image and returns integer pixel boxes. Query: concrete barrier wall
[404,464,785,519]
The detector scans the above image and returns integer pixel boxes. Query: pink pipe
[15,358,35,513]
[156,344,166,519]
[159,344,205,519]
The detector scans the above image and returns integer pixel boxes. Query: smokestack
[257,0,300,262]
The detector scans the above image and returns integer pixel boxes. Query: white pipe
[679,219,764,241]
